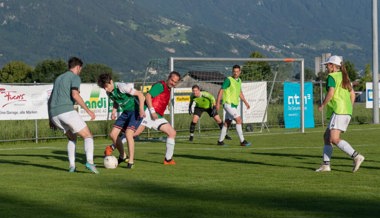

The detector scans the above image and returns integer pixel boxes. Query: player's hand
[151,112,158,120]
[88,110,96,120]
[188,106,192,115]
[111,112,117,120]
[211,106,218,117]
[140,109,146,118]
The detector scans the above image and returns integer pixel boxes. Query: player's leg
[212,113,232,140]
[158,122,176,164]
[65,130,77,172]
[189,113,200,141]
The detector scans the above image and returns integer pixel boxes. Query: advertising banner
[365,82,380,108]
[283,82,314,128]
[0,84,53,120]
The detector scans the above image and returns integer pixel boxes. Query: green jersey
[108,82,137,112]
[190,91,215,109]
[49,71,81,117]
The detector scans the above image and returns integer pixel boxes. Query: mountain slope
[0,0,374,80]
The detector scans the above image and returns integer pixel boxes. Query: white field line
[0,144,373,152]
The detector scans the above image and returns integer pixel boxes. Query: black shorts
[193,107,214,117]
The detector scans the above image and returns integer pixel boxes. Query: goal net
[140,57,306,137]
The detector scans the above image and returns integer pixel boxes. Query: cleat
[315,164,331,172]
[68,166,76,173]
[189,136,194,141]
[352,154,365,172]
[104,145,114,156]
[240,140,251,147]
[225,135,232,140]
[126,163,134,169]
[85,162,99,174]
[118,156,129,164]
[217,141,225,146]
[164,159,176,165]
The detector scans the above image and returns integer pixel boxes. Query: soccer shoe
[225,135,232,140]
[189,136,194,141]
[68,166,76,173]
[217,141,225,146]
[315,164,331,172]
[164,159,176,165]
[126,163,134,169]
[240,140,251,147]
[352,154,365,172]
[118,156,129,164]
[85,162,99,174]
[104,145,114,156]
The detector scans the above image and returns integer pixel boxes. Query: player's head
[322,55,342,73]
[167,71,181,88]
[97,73,114,92]
[232,64,241,78]
[68,57,83,74]
[192,84,201,97]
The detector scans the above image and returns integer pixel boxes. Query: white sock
[323,145,333,163]
[236,124,244,142]
[218,126,227,142]
[84,137,94,164]
[165,137,175,160]
[67,140,76,168]
[336,140,355,157]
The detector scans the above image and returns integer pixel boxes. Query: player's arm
[350,89,355,106]
[134,90,146,118]
[319,87,334,112]
[72,89,95,120]
[215,89,223,111]
[240,91,250,109]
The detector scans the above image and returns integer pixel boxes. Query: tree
[241,51,272,81]
[294,68,316,81]
[344,60,358,82]
[356,64,372,91]
[0,61,33,83]
[33,59,66,83]
[81,63,119,83]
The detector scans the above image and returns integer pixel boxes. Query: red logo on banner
[0,87,27,108]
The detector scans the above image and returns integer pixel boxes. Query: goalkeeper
[188,85,231,141]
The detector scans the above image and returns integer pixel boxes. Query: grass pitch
[0,125,379,218]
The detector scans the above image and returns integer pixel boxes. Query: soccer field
[0,125,379,218]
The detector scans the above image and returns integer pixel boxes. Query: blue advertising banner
[284,82,315,128]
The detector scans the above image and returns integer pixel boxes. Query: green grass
[0,125,379,218]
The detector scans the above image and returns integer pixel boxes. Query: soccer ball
[104,156,118,169]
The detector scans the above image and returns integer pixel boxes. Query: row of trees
[0,59,119,83]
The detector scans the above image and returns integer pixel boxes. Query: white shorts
[328,113,351,132]
[224,103,240,120]
[140,108,169,130]
[51,111,87,134]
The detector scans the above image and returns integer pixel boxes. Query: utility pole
[373,0,379,123]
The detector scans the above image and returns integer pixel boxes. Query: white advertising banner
[77,84,111,121]
[0,84,113,121]
[173,87,192,114]
[0,84,53,120]
[241,82,267,123]
[365,82,380,108]
[224,82,267,124]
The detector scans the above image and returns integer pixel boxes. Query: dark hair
[192,84,200,90]
[97,73,112,88]
[340,62,352,91]
[68,57,83,69]
[232,64,241,70]
[168,71,181,80]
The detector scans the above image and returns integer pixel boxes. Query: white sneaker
[352,154,365,172]
[315,164,331,172]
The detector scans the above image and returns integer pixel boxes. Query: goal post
[169,57,306,133]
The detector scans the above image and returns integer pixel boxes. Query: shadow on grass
[109,180,380,218]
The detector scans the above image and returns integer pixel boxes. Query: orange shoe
[104,145,114,156]
[164,159,176,165]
